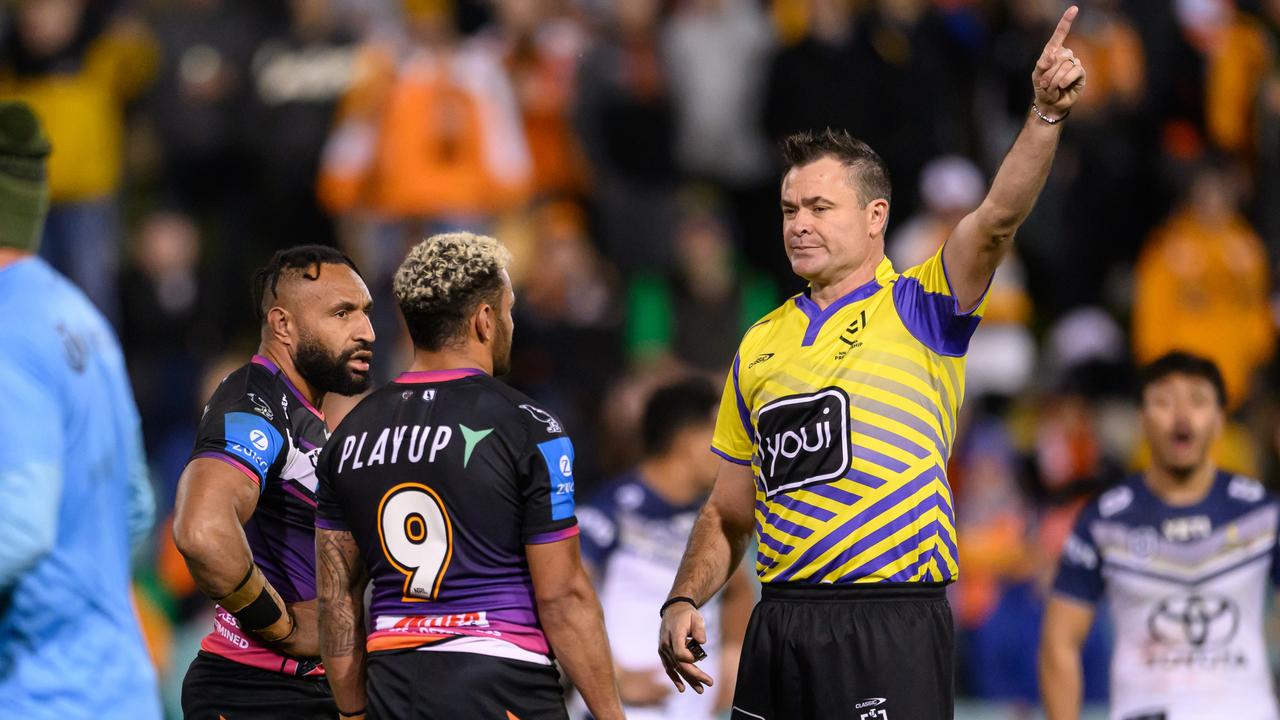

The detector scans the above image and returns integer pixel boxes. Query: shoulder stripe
[711,446,752,466]
[192,451,264,491]
[730,354,753,441]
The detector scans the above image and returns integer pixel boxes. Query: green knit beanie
[0,101,52,252]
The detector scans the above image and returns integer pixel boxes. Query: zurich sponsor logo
[249,429,270,451]
[559,455,573,477]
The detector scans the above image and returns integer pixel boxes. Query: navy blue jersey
[1053,472,1280,719]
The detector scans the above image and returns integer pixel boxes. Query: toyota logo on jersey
[1148,592,1240,649]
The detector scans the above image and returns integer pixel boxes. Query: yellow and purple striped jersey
[712,248,987,584]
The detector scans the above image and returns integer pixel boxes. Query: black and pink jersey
[315,368,579,664]
[187,354,329,676]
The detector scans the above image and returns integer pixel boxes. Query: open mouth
[349,351,373,374]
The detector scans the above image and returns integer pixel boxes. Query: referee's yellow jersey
[712,247,987,584]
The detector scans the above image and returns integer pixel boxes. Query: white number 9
[377,483,453,602]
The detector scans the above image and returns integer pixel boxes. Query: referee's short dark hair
[781,127,892,207]
[252,245,360,321]
[642,377,720,457]
[1137,351,1227,408]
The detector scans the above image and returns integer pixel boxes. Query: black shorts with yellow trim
[367,648,568,720]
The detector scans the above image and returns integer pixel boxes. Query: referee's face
[781,156,885,288]
[1140,373,1224,478]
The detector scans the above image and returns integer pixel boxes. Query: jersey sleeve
[188,374,287,493]
[314,440,348,532]
[892,245,988,357]
[711,353,754,465]
[516,405,580,545]
[0,360,63,590]
[1052,505,1105,605]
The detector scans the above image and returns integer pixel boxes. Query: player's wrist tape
[338,707,365,718]
[1031,102,1070,125]
[215,565,295,643]
[659,596,697,618]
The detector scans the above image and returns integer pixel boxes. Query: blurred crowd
[6,0,1280,714]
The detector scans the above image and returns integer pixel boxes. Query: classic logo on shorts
[755,387,850,497]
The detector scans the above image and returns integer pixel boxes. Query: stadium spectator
[487,0,590,197]
[120,210,226,507]
[246,0,365,251]
[0,99,161,719]
[1131,158,1273,409]
[1,0,158,325]
[626,200,777,371]
[573,0,680,271]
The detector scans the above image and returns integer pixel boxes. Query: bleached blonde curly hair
[394,232,512,351]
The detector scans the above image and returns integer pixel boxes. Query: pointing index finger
[1047,5,1079,50]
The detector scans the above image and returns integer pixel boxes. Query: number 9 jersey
[314,368,579,665]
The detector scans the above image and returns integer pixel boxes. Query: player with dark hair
[658,7,1087,719]
[578,377,753,719]
[314,232,623,720]
[174,244,374,719]
[1041,351,1280,720]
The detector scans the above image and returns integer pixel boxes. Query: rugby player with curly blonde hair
[313,233,624,720]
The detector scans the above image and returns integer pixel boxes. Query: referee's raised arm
[658,458,756,694]
[943,5,1086,310]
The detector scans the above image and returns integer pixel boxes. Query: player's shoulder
[584,472,646,515]
[202,360,287,425]
[478,377,569,438]
[734,299,794,358]
[1219,472,1275,508]
[1083,476,1144,522]
[578,472,646,551]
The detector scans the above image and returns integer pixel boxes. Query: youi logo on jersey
[755,387,851,497]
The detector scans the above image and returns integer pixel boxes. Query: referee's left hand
[1032,5,1086,116]
[658,602,714,694]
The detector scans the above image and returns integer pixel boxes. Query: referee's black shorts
[181,651,335,719]
[367,649,568,720]
[730,582,954,720]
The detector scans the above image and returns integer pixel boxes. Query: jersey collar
[251,354,326,420]
[394,368,487,383]
[794,256,895,347]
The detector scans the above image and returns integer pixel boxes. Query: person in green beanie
[0,100,162,719]
[0,99,51,252]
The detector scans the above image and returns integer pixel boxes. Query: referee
[658,7,1087,719]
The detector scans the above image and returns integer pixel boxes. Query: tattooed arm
[317,527,369,718]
